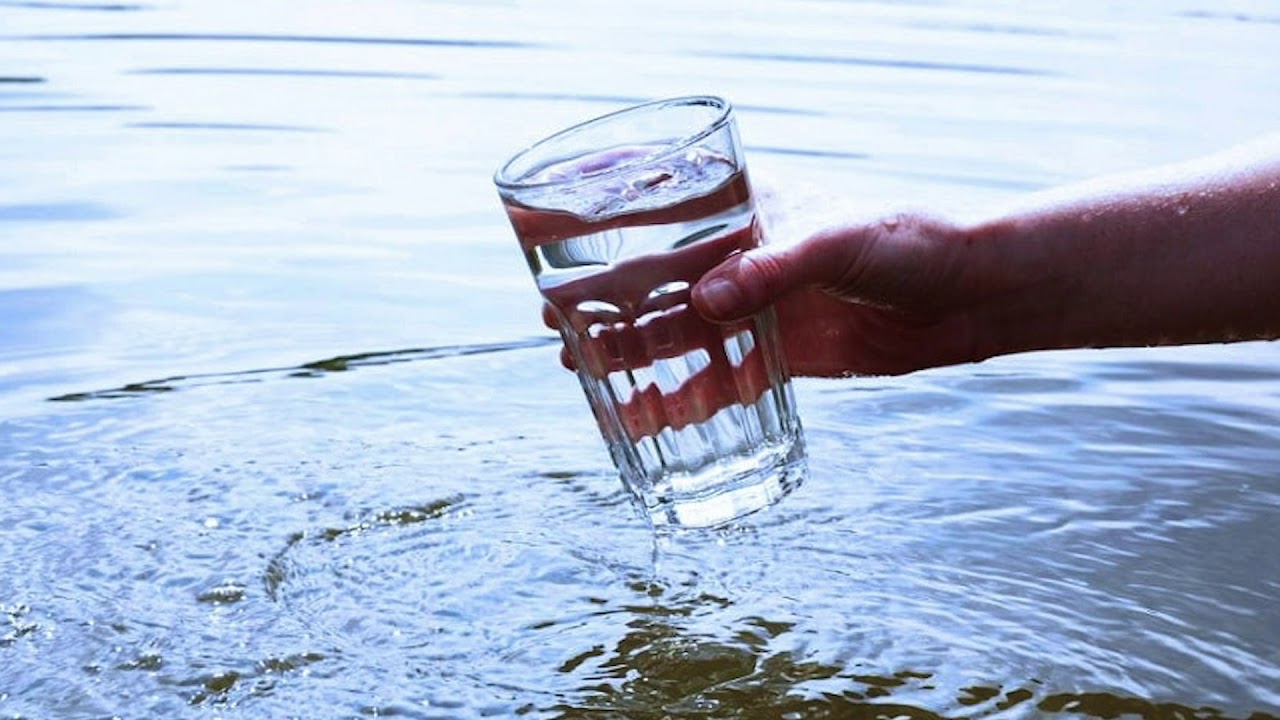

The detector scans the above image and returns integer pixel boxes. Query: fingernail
[696,276,743,318]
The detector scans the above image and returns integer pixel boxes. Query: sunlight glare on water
[2,0,1280,718]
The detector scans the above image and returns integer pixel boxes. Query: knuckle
[739,251,787,294]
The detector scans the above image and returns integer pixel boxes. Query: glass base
[638,440,807,530]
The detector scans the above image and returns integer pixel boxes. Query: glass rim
[493,95,733,192]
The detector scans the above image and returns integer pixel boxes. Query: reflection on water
[549,607,1266,720]
[46,337,559,401]
[2,0,1280,717]
[550,608,938,720]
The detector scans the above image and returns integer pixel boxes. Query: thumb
[692,227,863,322]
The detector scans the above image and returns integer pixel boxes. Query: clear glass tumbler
[494,96,806,528]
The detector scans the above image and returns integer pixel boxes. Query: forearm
[974,139,1280,357]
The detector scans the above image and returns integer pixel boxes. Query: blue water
[2,1,1280,718]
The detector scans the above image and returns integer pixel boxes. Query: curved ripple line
[8,32,541,49]
[47,336,562,402]
[263,493,467,602]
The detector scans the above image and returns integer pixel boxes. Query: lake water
[3,1,1280,718]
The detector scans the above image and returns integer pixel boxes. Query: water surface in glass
[2,1,1279,718]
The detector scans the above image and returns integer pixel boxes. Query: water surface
[2,1,1280,718]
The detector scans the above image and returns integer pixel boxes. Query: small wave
[904,19,1109,39]
[460,90,654,105]
[47,337,561,402]
[747,145,870,161]
[1180,10,1280,25]
[0,104,147,113]
[702,50,1057,77]
[126,120,327,132]
[8,31,540,49]
[0,201,120,221]
[130,67,440,80]
[0,1,147,10]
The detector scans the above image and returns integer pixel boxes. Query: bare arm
[691,135,1280,376]
[976,138,1280,356]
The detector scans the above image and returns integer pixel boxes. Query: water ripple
[126,120,328,132]
[1180,10,1280,25]
[0,103,148,112]
[747,145,871,161]
[47,337,561,402]
[0,201,120,221]
[461,90,654,106]
[904,19,1109,39]
[0,0,147,9]
[130,67,440,80]
[702,51,1057,77]
[4,1,1280,716]
[7,32,542,48]
[733,104,824,117]
[462,93,825,119]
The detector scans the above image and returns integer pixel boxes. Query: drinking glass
[494,96,806,528]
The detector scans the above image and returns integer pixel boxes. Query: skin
[538,222,774,438]
[541,135,1280,436]
[686,134,1280,377]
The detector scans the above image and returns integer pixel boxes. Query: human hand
[544,184,1007,386]
[690,210,996,377]
[539,220,777,440]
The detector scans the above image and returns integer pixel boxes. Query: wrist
[959,215,1080,362]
